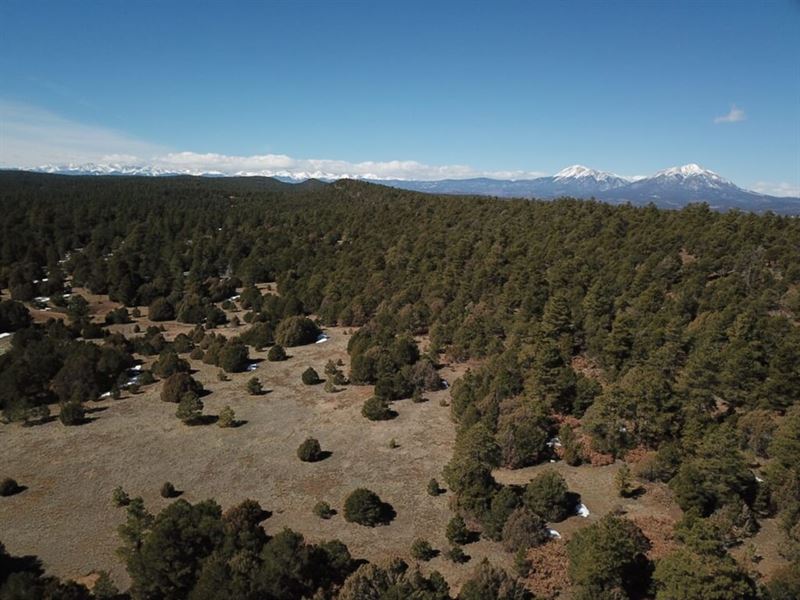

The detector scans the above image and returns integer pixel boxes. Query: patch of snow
[246,363,258,372]
[315,334,329,344]
[229,294,240,300]
[576,503,590,518]
[441,379,450,388]
[547,436,562,448]
[0,332,11,338]
[34,296,50,303]
[131,364,142,372]
[755,475,764,483]
[547,529,562,539]
[100,391,112,398]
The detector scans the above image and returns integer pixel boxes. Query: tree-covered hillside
[1,172,798,599]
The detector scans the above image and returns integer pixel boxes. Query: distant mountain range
[19,162,800,213]
[377,164,800,213]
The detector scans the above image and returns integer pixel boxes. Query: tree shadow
[377,502,397,525]
[1,484,28,497]
[229,419,249,428]
[2,552,44,577]
[84,406,109,415]
[189,415,219,426]
[625,486,646,500]
[314,450,333,461]
[566,492,583,517]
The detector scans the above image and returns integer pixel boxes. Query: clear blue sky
[1,0,798,192]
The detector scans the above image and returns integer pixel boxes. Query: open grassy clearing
[0,320,510,592]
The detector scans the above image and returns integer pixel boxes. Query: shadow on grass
[188,415,219,426]
[1,484,28,497]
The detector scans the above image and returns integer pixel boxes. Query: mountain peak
[655,163,719,178]
[555,165,597,179]
[553,165,623,183]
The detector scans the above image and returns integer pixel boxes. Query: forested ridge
[1,171,799,599]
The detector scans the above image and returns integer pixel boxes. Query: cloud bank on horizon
[0,101,546,182]
[1,100,797,197]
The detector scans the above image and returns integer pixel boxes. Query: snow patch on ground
[315,334,329,344]
[547,529,562,539]
[576,503,590,518]
[246,363,258,372]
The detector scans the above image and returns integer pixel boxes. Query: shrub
[105,307,131,325]
[176,393,203,424]
[160,482,177,498]
[428,478,441,496]
[297,437,324,462]
[217,370,230,382]
[559,424,583,466]
[238,322,273,349]
[412,388,425,403]
[615,464,635,498]
[344,488,390,526]
[302,367,321,385]
[218,406,236,428]
[148,297,175,321]
[523,469,574,521]
[152,350,190,378]
[362,396,394,421]
[138,370,156,385]
[324,380,337,393]
[446,515,471,545]
[219,341,250,373]
[267,344,287,361]
[59,401,85,426]
[314,501,334,519]
[112,486,130,507]
[275,316,321,347]
[501,507,549,553]
[247,377,263,395]
[92,571,119,599]
[446,546,469,564]
[410,538,436,561]
[514,548,532,577]
[388,438,399,449]
[190,347,204,360]
[172,333,194,354]
[161,372,203,403]
[567,515,650,598]
[0,478,20,496]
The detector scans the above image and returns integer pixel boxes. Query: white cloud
[0,100,545,181]
[750,181,800,197]
[714,104,746,124]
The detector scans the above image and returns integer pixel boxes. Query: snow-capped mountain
[610,163,774,209]
[380,164,799,212]
[553,165,629,190]
[13,161,800,213]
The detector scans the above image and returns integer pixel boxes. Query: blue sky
[0,0,798,193]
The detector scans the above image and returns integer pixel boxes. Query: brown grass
[0,323,511,592]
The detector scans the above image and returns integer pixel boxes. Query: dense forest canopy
[1,171,799,599]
